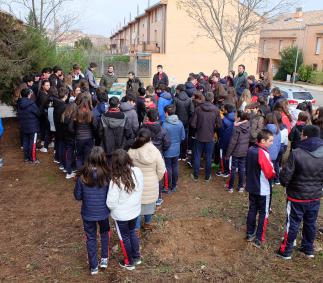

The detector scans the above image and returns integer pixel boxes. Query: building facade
[258,9,323,78]
[110,0,259,83]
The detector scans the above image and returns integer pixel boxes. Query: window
[279,40,283,52]
[315,37,321,55]
[313,64,318,71]
[292,92,313,100]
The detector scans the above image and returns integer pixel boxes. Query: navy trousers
[75,138,94,169]
[228,156,246,189]
[279,199,320,255]
[193,140,214,179]
[246,193,271,242]
[22,133,37,161]
[115,218,140,265]
[165,156,179,190]
[64,139,75,174]
[83,218,110,269]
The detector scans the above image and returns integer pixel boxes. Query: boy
[289,111,309,149]
[217,104,236,177]
[246,129,275,247]
[136,87,146,125]
[157,84,173,123]
[17,88,40,164]
[225,111,251,193]
[144,95,157,110]
[162,105,185,192]
[120,93,139,135]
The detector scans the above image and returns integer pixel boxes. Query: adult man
[233,64,248,97]
[277,125,323,259]
[126,71,143,94]
[71,64,84,87]
[190,92,222,182]
[153,65,169,88]
[100,65,118,92]
[85,62,99,94]
[49,66,63,89]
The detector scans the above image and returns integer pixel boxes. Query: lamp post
[293,11,303,84]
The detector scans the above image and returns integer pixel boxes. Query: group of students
[14,63,323,274]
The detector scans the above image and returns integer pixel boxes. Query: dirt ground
[0,143,322,282]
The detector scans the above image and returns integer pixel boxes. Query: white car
[275,86,316,107]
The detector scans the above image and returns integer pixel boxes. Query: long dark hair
[78,146,110,187]
[111,149,136,194]
[265,112,280,134]
[273,99,292,122]
[314,106,323,129]
[75,95,93,123]
[131,128,151,149]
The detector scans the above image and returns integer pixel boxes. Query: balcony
[137,41,160,53]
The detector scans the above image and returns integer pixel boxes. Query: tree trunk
[227,57,234,73]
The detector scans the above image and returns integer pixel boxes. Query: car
[275,86,316,108]
[108,83,126,100]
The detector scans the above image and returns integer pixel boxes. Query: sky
[1,0,323,37]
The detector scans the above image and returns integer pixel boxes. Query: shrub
[298,64,313,82]
[308,71,323,85]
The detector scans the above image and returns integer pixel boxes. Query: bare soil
[0,144,322,283]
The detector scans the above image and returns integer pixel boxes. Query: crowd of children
[13,63,323,274]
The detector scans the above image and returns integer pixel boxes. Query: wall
[303,25,323,71]
[149,0,259,83]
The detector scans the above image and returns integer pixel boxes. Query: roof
[262,10,323,31]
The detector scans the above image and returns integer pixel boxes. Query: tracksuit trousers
[22,132,37,161]
[246,193,271,242]
[279,199,320,256]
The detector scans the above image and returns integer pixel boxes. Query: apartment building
[110,0,259,82]
[258,9,323,78]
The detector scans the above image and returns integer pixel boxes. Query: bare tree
[177,0,295,72]
[5,0,78,43]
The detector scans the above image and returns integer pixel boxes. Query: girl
[128,128,166,231]
[74,146,110,275]
[312,106,323,139]
[265,113,281,185]
[106,149,144,270]
[238,89,252,111]
[70,95,97,169]
[69,84,81,103]
[273,99,292,133]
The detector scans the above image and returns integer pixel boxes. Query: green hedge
[308,71,323,85]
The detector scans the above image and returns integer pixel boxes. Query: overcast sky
[2,0,323,37]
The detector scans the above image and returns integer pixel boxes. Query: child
[74,146,110,275]
[157,84,173,123]
[238,89,252,111]
[246,102,265,147]
[106,149,144,270]
[136,87,146,125]
[225,111,251,193]
[17,88,40,163]
[289,111,309,150]
[246,129,276,248]
[217,103,236,177]
[162,105,185,192]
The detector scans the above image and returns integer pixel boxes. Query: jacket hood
[120,102,135,112]
[200,101,216,112]
[160,91,172,100]
[144,122,162,135]
[130,142,157,165]
[166,115,180,124]
[298,137,323,157]
[177,91,189,101]
[185,81,195,89]
[226,112,235,122]
[266,124,278,135]
[235,120,250,133]
[101,112,125,129]
[18,97,34,109]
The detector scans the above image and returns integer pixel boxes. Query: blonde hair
[238,89,252,108]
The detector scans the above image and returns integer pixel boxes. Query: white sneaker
[238,187,245,193]
[39,147,48,153]
[100,258,108,269]
[66,172,76,179]
[59,165,64,170]
[48,142,55,148]
[63,169,67,173]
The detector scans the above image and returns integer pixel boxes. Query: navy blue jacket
[185,81,197,98]
[74,176,110,221]
[17,97,40,134]
[219,112,235,152]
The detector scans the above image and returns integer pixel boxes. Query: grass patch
[155,214,169,228]
[201,207,217,218]
[154,265,173,275]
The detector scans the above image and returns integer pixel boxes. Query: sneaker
[133,257,142,266]
[171,187,177,193]
[190,173,198,182]
[274,182,281,186]
[90,266,99,275]
[227,188,234,193]
[156,198,164,206]
[30,160,40,164]
[119,260,135,271]
[53,159,60,164]
[48,142,55,148]
[63,169,67,173]
[39,147,48,153]
[187,150,192,155]
[276,249,292,260]
[100,258,108,269]
[205,176,212,183]
[59,165,65,170]
[161,188,170,194]
[216,171,223,177]
[24,159,30,163]
[238,187,245,193]
[187,161,193,168]
[222,173,230,178]
[246,233,256,242]
[298,247,315,258]
[252,239,262,248]
[66,172,76,179]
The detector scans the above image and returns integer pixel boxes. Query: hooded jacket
[100,73,118,91]
[174,91,194,127]
[17,97,40,134]
[289,122,306,149]
[250,112,265,143]
[158,91,173,123]
[162,115,185,158]
[128,142,166,204]
[185,81,197,98]
[219,112,235,151]
[142,121,170,154]
[126,77,143,93]
[120,102,139,134]
[99,110,134,155]
[233,72,248,97]
[265,124,281,161]
[280,137,323,200]
[153,72,169,88]
[74,173,110,221]
[225,120,251,158]
[190,102,222,143]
